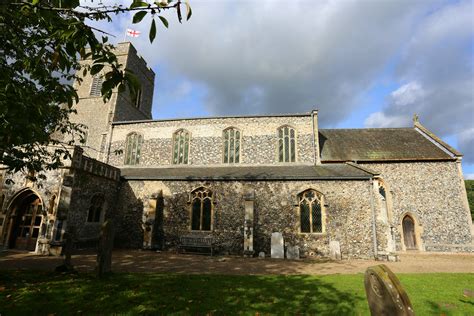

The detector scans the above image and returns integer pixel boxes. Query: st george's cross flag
[126,28,141,38]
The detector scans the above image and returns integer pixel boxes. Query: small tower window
[134,89,142,109]
[124,132,143,165]
[172,129,190,164]
[90,75,103,97]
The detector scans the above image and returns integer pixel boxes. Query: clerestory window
[124,132,143,165]
[172,129,190,164]
[277,125,296,162]
[299,190,323,233]
[191,187,213,231]
[223,127,241,163]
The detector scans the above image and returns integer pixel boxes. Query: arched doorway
[5,189,44,251]
[402,215,417,250]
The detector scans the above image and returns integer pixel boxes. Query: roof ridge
[319,127,412,131]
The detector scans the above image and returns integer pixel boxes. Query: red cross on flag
[126,28,141,38]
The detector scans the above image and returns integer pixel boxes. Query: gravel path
[0,249,472,275]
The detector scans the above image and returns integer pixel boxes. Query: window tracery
[299,189,323,233]
[278,125,296,162]
[191,187,213,231]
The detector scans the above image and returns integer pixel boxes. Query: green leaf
[158,16,169,28]
[90,64,104,76]
[185,0,192,21]
[149,19,157,43]
[133,11,147,24]
[130,1,149,9]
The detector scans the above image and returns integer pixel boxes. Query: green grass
[0,272,473,315]
[466,180,474,220]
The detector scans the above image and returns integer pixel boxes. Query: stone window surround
[171,129,191,165]
[276,125,298,163]
[398,211,424,251]
[222,126,242,164]
[124,132,143,165]
[296,188,326,235]
[188,187,214,232]
[86,194,105,224]
[134,89,142,109]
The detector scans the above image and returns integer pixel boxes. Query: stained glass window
[299,190,323,233]
[191,188,213,231]
[124,132,143,165]
[173,129,190,164]
[223,127,241,163]
[277,126,296,162]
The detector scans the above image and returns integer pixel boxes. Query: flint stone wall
[67,169,120,243]
[0,169,64,248]
[115,179,378,259]
[70,42,154,159]
[361,161,473,252]
[108,115,317,167]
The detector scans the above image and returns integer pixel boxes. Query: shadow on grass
[0,271,365,315]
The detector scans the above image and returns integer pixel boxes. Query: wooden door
[15,199,43,251]
[402,215,417,250]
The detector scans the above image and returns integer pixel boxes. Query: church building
[0,42,472,259]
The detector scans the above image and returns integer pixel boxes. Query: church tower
[70,42,155,160]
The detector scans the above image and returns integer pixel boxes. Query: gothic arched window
[299,190,323,233]
[278,125,296,162]
[124,132,143,165]
[191,187,213,231]
[172,129,190,164]
[87,194,104,223]
[223,127,241,163]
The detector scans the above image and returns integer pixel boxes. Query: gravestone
[54,226,76,273]
[243,191,255,257]
[96,220,114,277]
[286,245,300,260]
[364,264,415,316]
[329,240,342,260]
[258,251,265,258]
[271,232,284,259]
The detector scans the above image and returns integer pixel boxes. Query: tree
[0,0,191,180]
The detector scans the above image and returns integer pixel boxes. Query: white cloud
[363,0,474,162]
[364,112,410,128]
[83,0,473,162]
[464,173,474,180]
[390,82,426,107]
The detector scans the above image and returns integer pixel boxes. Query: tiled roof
[120,164,374,180]
[319,128,455,162]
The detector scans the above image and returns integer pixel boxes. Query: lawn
[0,271,473,315]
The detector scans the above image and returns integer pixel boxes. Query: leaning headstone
[271,232,284,259]
[364,264,415,316]
[329,240,342,260]
[286,245,300,260]
[96,220,114,278]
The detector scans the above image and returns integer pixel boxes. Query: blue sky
[86,0,474,178]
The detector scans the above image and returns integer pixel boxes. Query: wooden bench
[179,234,213,256]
